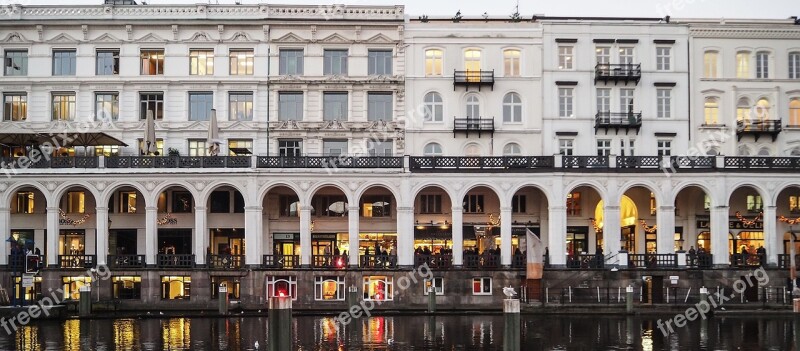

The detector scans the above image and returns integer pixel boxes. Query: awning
[0,132,127,147]
[229,147,252,155]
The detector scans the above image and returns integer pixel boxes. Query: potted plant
[167,148,180,157]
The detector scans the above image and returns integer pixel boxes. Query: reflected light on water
[113,319,137,350]
[162,318,190,349]
[641,328,653,351]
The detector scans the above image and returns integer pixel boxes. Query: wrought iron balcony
[670,156,716,170]
[58,255,96,269]
[414,254,453,269]
[594,63,642,84]
[108,254,146,269]
[257,156,402,169]
[262,254,299,269]
[0,156,98,169]
[409,156,554,171]
[463,253,501,269]
[628,254,677,269]
[616,156,662,169]
[157,254,195,268]
[562,156,609,169]
[724,157,800,170]
[453,117,494,137]
[453,70,495,91]
[106,156,251,168]
[360,254,398,269]
[595,112,642,134]
[207,254,245,269]
[566,254,605,269]
[312,255,348,269]
[736,120,782,141]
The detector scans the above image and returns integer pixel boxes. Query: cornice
[690,28,800,39]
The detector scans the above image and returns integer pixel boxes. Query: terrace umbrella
[526,228,545,280]
[207,109,221,156]
[142,110,157,155]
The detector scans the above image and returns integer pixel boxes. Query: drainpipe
[266,46,271,157]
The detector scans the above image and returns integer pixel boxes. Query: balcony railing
[778,254,800,269]
[463,253,501,269]
[511,253,526,269]
[312,255,348,269]
[262,254,299,269]
[453,70,495,91]
[562,155,609,169]
[108,254,146,269]
[687,253,713,269]
[724,157,800,170]
[594,63,642,84]
[414,254,453,269]
[736,120,782,142]
[106,156,251,169]
[157,254,195,268]
[671,156,716,170]
[566,254,605,269]
[207,254,245,269]
[595,112,643,134]
[58,255,96,269]
[617,156,662,169]
[0,156,99,169]
[257,156,402,169]
[409,156,554,171]
[628,254,677,269]
[360,254,398,269]
[730,253,765,267]
[453,118,494,137]
[6,254,26,270]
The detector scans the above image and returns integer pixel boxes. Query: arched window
[758,147,771,156]
[464,144,482,156]
[791,148,800,156]
[423,92,443,122]
[756,98,770,120]
[423,143,443,156]
[502,93,522,123]
[464,49,481,72]
[756,51,769,78]
[503,143,522,156]
[736,97,751,122]
[736,51,750,78]
[466,95,480,119]
[425,49,443,76]
[503,49,521,77]
[704,97,719,125]
[738,145,751,156]
[704,51,719,78]
[789,98,800,126]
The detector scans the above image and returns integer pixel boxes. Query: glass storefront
[729,231,764,255]
[59,229,85,255]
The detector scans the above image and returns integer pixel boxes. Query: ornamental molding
[274,32,306,43]
[46,32,80,44]
[92,33,124,43]
[690,28,800,39]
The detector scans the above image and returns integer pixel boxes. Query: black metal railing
[512,253,526,269]
[617,156,662,169]
[562,155,609,169]
[687,253,714,269]
[730,253,766,267]
[724,157,800,170]
[106,156,251,169]
[262,254,299,269]
[312,255,348,269]
[207,254,245,269]
[594,63,642,83]
[737,119,782,133]
[453,70,495,89]
[628,254,677,269]
[671,156,716,169]
[453,118,495,132]
[414,254,453,269]
[257,156,402,169]
[595,112,643,129]
[58,255,96,269]
[566,254,605,269]
[108,254,146,268]
[360,254,397,269]
[409,156,554,171]
[0,156,98,169]
[779,254,800,269]
[6,254,26,270]
[157,254,195,268]
[463,253,501,269]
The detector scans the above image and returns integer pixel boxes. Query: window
[620,89,634,112]
[95,93,119,121]
[424,277,444,296]
[466,95,480,119]
[171,192,193,213]
[790,52,800,79]
[65,191,85,214]
[746,195,763,212]
[566,192,581,216]
[113,276,142,300]
[558,46,573,70]
[16,192,34,214]
[315,276,345,301]
[209,191,231,213]
[512,195,526,214]
[755,51,769,79]
[96,50,119,75]
[362,195,392,217]
[229,93,253,121]
[278,139,302,157]
[266,276,297,300]
[597,139,611,157]
[704,51,719,78]
[323,92,348,121]
[737,98,752,122]
[756,98,770,120]
[189,50,214,75]
[189,92,213,121]
[463,194,484,213]
[278,92,303,121]
[161,276,191,300]
[425,49,443,76]
[118,191,137,213]
[790,195,799,213]
[419,194,442,214]
[323,139,347,156]
[189,139,208,156]
[211,277,240,300]
[229,50,254,75]
[313,195,348,217]
[649,193,657,216]
[368,50,392,75]
[4,50,28,76]
[657,140,672,157]
[323,49,348,75]
[503,93,522,123]
[464,49,481,72]
[619,47,634,65]
[656,47,671,71]
[62,277,92,300]
[140,50,164,75]
[140,93,164,120]
[279,195,300,217]
[137,138,164,156]
[596,88,610,113]
[472,277,492,295]
[503,143,521,156]
[790,99,800,126]
[736,52,750,78]
[704,97,719,125]
[559,139,574,156]
[367,93,392,121]
[52,50,76,76]
[558,88,574,117]
[228,139,252,156]
[657,89,671,118]
[52,93,76,121]
[279,49,304,75]
[363,276,393,301]
[504,49,521,76]
[738,145,752,156]
[424,92,443,122]
[368,140,393,157]
[423,143,442,156]
[3,93,27,121]
[596,47,610,65]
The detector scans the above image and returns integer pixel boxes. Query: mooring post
[700,286,708,305]
[268,296,292,351]
[503,299,520,351]
[427,287,436,313]
[79,285,91,317]
[626,285,633,314]
[219,285,228,315]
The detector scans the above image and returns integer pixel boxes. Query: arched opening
[674,185,712,267]
[358,186,398,268]
[7,185,47,302]
[776,185,800,268]
[510,186,549,268]
[595,195,640,253]
[107,185,146,268]
[206,185,245,269]
[263,185,301,268]
[155,185,195,268]
[309,186,349,269]
[56,186,97,268]
[565,185,603,260]
[413,185,452,267]
[461,186,502,268]
[728,186,766,267]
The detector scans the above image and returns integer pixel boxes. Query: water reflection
[0,315,796,350]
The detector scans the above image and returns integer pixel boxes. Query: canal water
[0,314,796,350]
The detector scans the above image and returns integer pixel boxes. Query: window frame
[558,46,574,70]
[140,92,164,120]
[315,276,346,301]
[322,92,348,121]
[278,92,304,121]
[703,51,719,78]
[52,49,77,76]
[472,277,492,296]
[502,92,522,123]
[3,93,27,121]
[4,49,28,76]
[95,92,120,121]
[323,49,348,75]
[188,92,214,121]
[189,49,215,76]
[229,49,254,76]
[96,49,120,76]
[424,49,443,76]
[503,49,521,77]
[367,49,393,75]
[51,92,76,121]
[656,88,672,119]
[279,49,304,75]
[228,92,254,121]
[558,88,574,118]
[140,49,165,76]
[656,47,671,71]
[367,92,393,122]
[423,277,444,296]
[423,92,443,123]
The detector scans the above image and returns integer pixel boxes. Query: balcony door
[464,49,481,82]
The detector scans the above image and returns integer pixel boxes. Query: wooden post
[218,286,228,315]
[268,296,292,351]
[503,299,520,351]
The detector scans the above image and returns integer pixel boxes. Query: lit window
[737,98,751,122]
[504,49,521,76]
[188,139,208,157]
[361,195,392,217]
[755,98,771,120]
[140,50,164,75]
[736,51,750,78]
[790,196,799,213]
[160,276,191,300]
[703,51,719,78]
[566,192,581,216]
[425,49,443,76]
[62,276,92,300]
[119,191,137,213]
[746,195,763,212]
[704,195,711,211]
[189,50,214,75]
[229,92,253,121]
[790,99,800,126]
[95,93,119,121]
[211,277,240,300]
[363,276,393,301]
[650,192,657,216]
[315,276,345,301]
[3,93,27,121]
[472,277,492,295]
[52,93,76,121]
[227,139,253,156]
[558,46,573,70]
[66,191,85,214]
[704,97,719,125]
[112,276,141,300]
[464,49,481,73]
[137,138,164,156]
[229,49,254,75]
[15,191,34,214]
[424,277,444,296]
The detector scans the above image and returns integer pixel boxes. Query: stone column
[299,206,312,267]
[95,206,109,266]
[500,206,513,266]
[763,205,778,266]
[710,206,730,266]
[548,206,567,267]
[0,207,8,265]
[244,206,263,267]
[451,206,464,266]
[657,206,676,254]
[194,206,207,266]
[46,206,59,267]
[604,205,622,261]
[348,206,360,267]
[396,206,414,267]
[145,206,158,267]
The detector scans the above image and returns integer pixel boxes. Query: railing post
[553,154,563,168]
